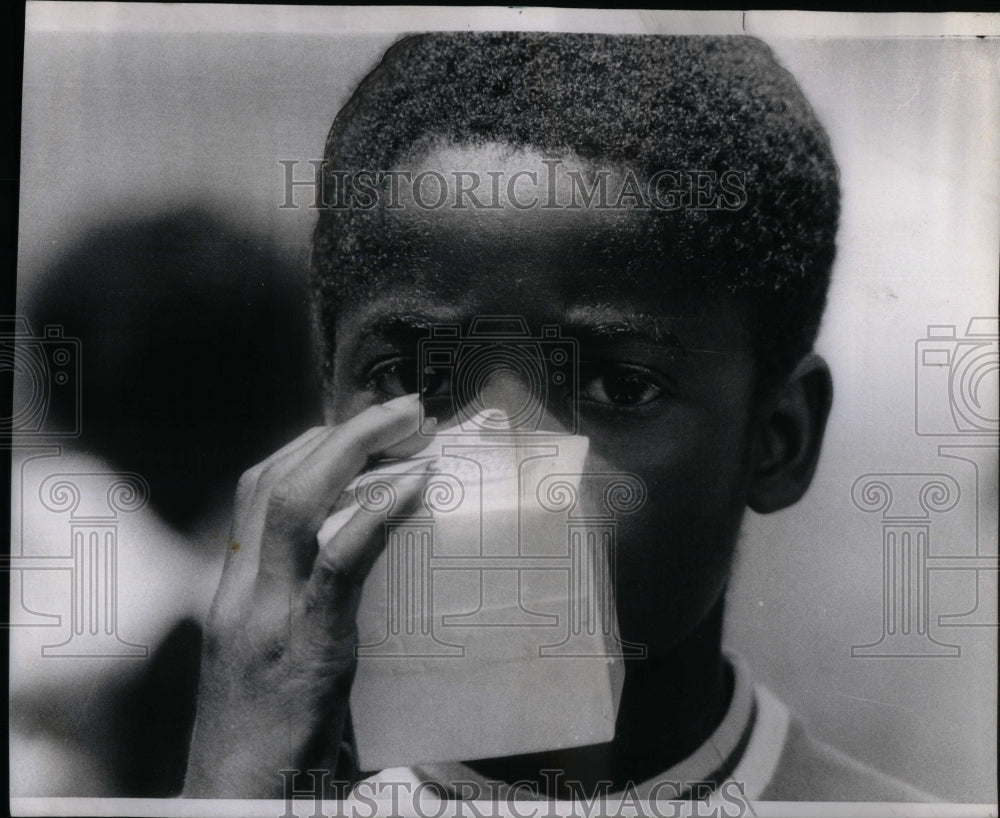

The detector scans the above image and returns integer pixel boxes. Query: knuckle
[201,615,233,658]
[310,551,363,600]
[235,469,261,499]
[259,640,286,668]
[202,629,224,661]
[265,479,307,521]
[312,549,354,584]
[254,459,287,491]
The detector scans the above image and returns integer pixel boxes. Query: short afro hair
[312,33,839,382]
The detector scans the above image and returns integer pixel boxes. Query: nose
[465,364,571,434]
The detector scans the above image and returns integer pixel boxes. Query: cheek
[325,358,381,424]
[326,392,371,425]
[583,415,756,655]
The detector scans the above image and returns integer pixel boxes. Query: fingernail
[420,416,439,434]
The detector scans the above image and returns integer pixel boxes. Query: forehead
[336,140,717,311]
[389,140,643,266]
[331,139,754,351]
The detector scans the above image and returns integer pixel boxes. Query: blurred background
[11,10,998,802]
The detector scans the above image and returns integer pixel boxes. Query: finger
[261,456,430,587]
[315,504,361,551]
[252,395,423,593]
[380,415,439,460]
[259,394,423,551]
[232,426,331,518]
[324,416,439,518]
[218,427,335,601]
[319,455,432,548]
[236,426,331,507]
[301,464,431,627]
[258,425,331,473]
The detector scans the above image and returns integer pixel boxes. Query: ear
[748,353,833,514]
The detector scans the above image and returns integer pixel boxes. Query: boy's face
[325,142,762,658]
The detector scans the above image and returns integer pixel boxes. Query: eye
[580,364,664,408]
[366,358,418,397]
[367,358,451,400]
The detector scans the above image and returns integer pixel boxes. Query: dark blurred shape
[112,618,203,796]
[25,208,323,532]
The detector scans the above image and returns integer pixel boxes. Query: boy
[183,33,928,803]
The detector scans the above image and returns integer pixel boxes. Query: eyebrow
[563,307,689,351]
[351,311,466,346]
[347,304,743,356]
[354,311,687,347]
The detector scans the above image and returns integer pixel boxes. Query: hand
[184,394,432,797]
